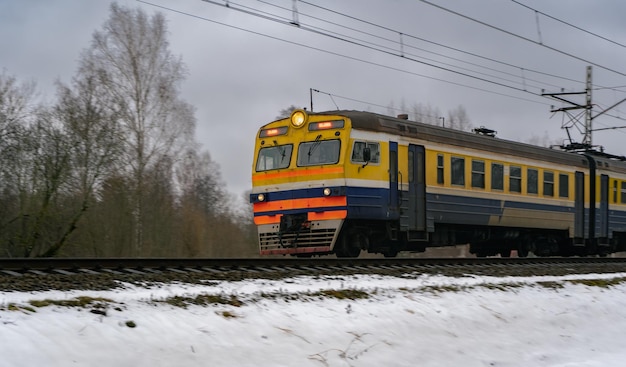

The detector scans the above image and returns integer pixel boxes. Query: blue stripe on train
[253,186,626,235]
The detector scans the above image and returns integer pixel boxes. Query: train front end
[250,110,349,256]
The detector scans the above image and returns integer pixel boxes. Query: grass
[3,275,626,315]
[567,277,626,288]
[159,294,244,308]
[312,289,370,300]
[28,296,113,308]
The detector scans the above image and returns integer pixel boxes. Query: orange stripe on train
[253,214,282,225]
[307,210,347,221]
[252,167,344,182]
[253,210,347,225]
[253,196,347,213]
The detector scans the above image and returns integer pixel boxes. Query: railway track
[1,257,626,292]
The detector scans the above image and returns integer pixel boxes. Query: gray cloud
[2,0,626,196]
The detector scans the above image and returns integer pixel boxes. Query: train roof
[312,110,626,174]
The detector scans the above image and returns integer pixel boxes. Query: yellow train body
[250,110,626,257]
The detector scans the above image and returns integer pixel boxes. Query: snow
[2,272,626,367]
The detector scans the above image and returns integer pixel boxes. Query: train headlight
[257,193,265,202]
[290,109,307,128]
[323,188,331,196]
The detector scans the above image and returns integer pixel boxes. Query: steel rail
[0,256,625,272]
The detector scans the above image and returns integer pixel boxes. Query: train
[250,109,626,257]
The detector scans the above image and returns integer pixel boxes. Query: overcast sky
[2,0,626,197]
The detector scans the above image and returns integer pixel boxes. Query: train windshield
[256,144,293,171]
[297,139,340,166]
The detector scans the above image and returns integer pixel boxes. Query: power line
[139,0,626,143]
[198,0,624,98]
[138,0,551,107]
[298,0,583,88]
[195,0,558,96]
[510,0,626,50]
[418,0,626,78]
[298,0,626,96]
[142,0,625,119]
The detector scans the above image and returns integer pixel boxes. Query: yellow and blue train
[250,109,626,257]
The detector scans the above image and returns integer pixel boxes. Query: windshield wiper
[307,135,322,162]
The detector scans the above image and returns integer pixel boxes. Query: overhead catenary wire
[259,0,556,91]
[298,0,626,96]
[139,0,552,107]
[510,0,626,50]
[298,0,592,87]
[311,88,443,119]
[417,0,626,78]
[138,0,626,128]
[195,0,577,99]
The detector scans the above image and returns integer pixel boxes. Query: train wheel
[517,246,529,258]
[383,249,398,258]
[335,246,360,258]
[335,233,361,258]
[499,250,511,258]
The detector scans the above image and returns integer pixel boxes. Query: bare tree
[0,71,37,256]
[276,105,301,120]
[447,105,472,132]
[32,76,123,257]
[411,102,442,125]
[0,70,34,139]
[82,3,196,254]
[525,131,561,148]
[0,71,35,193]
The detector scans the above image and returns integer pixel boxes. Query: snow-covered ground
[1,271,626,367]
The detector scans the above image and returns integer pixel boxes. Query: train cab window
[471,160,485,189]
[297,139,340,166]
[510,166,522,193]
[451,157,465,186]
[437,154,444,184]
[544,171,554,197]
[621,182,626,204]
[527,168,538,194]
[491,163,504,190]
[351,141,380,164]
[559,173,569,198]
[256,144,293,171]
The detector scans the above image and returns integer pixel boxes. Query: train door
[599,174,609,244]
[574,171,585,244]
[388,141,399,218]
[408,144,428,241]
[408,144,427,240]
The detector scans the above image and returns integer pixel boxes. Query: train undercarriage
[261,211,626,258]
[330,220,626,258]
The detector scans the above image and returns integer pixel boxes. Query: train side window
[491,163,504,190]
[621,182,626,204]
[471,160,485,189]
[351,141,379,164]
[451,157,465,186]
[544,171,554,197]
[527,168,538,194]
[510,166,522,193]
[559,173,569,198]
[437,154,444,184]
[613,180,618,203]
